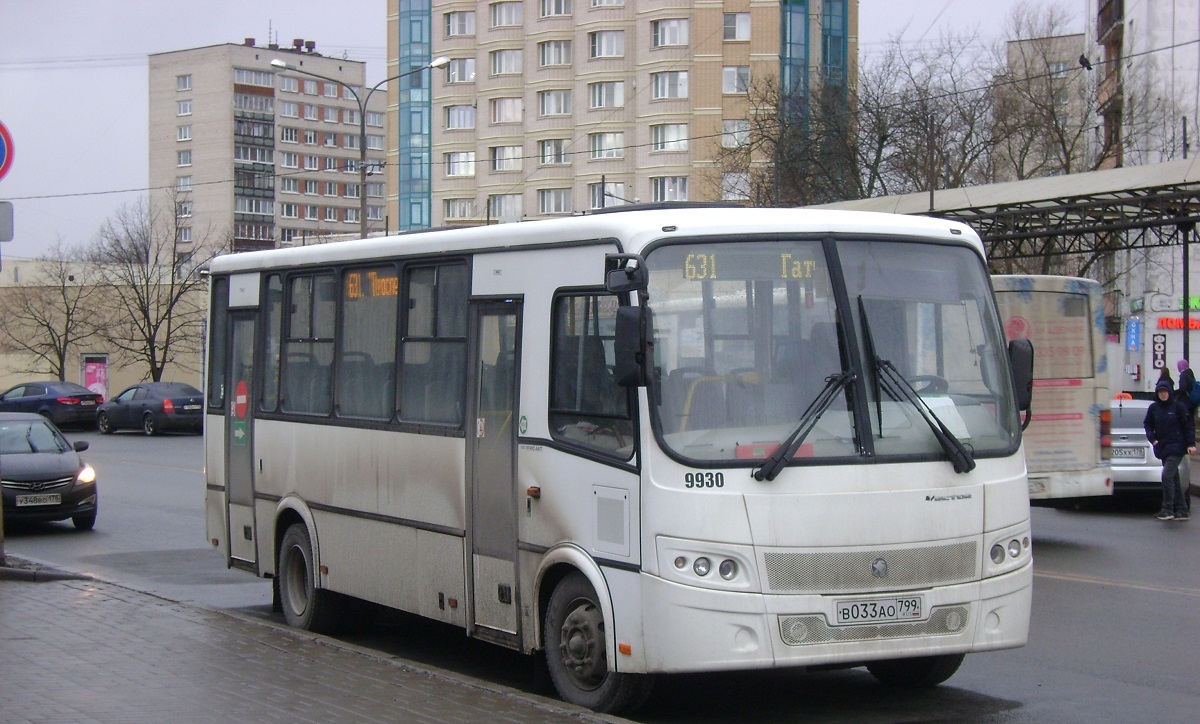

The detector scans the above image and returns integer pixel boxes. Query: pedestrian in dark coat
[1144,378,1195,521]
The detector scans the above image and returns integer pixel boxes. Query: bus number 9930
[685,472,724,488]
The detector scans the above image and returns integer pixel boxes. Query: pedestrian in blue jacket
[1144,378,1195,521]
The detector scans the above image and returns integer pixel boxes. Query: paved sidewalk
[0,557,618,724]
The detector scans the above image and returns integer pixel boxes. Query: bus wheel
[867,653,965,687]
[277,523,338,634]
[544,572,654,714]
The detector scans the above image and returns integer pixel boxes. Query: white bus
[205,207,1035,713]
[992,275,1112,502]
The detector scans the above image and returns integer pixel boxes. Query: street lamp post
[271,56,449,240]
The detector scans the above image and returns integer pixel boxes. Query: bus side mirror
[1008,338,1034,412]
[605,253,648,294]
[614,305,649,387]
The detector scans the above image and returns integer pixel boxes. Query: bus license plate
[1109,447,1144,459]
[16,493,61,507]
[834,596,923,625]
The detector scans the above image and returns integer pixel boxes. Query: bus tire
[544,572,654,714]
[278,523,339,634]
[866,653,965,687]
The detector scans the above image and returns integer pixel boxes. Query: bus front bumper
[632,562,1031,674]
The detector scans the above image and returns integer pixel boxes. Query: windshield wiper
[858,299,975,474]
[753,371,854,482]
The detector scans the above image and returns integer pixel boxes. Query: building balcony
[1097,0,1123,43]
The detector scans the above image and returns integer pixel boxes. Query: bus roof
[208,207,983,275]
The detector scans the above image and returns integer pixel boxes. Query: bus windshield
[644,237,1020,466]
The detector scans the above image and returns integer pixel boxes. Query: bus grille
[763,541,978,593]
[778,605,970,646]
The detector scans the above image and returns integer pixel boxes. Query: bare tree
[89,192,224,382]
[0,241,106,380]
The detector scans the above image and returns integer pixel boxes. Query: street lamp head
[428,56,450,69]
[270,59,293,70]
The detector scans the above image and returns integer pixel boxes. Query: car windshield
[643,237,1020,466]
[0,419,70,455]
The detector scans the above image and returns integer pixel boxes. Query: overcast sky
[0,0,1080,260]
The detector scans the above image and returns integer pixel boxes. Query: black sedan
[0,380,103,429]
[96,382,204,435]
[0,412,97,530]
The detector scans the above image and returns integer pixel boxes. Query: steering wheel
[909,374,950,394]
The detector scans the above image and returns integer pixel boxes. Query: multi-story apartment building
[149,39,386,252]
[1088,0,1200,168]
[386,0,857,229]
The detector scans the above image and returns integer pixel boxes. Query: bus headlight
[693,557,712,576]
[1007,539,1022,559]
[718,559,738,580]
[990,544,1006,564]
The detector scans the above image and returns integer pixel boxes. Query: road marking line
[1035,569,1200,598]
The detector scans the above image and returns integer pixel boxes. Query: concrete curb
[0,555,93,582]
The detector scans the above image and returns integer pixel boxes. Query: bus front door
[467,301,521,645]
[225,312,258,570]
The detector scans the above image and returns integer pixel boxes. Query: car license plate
[1110,447,1144,459]
[16,493,62,507]
[182,404,201,411]
[834,596,924,625]
[81,400,96,406]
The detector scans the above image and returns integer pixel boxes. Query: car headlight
[76,464,96,484]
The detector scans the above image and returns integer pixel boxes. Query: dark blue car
[0,380,103,429]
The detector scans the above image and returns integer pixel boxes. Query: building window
[651,19,688,48]
[279,152,299,168]
[588,81,624,109]
[445,198,476,219]
[176,74,192,91]
[235,68,274,87]
[177,227,192,244]
[366,182,384,198]
[177,150,192,167]
[343,109,361,126]
[445,151,476,177]
[234,146,274,163]
[722,172,750,201]
[591,0,623,6]
[724,13,750,41]
[344,207,360,223]
[325,182,339,196]
[488,194,523,222]
[345,183,361,199]
[490,1,523,27]
[539,139,569,165]
[326,157,340,172]
[176,176,192,191]
[281,178,299,194]
[304,155,319,171]
[344,135,361,150]
[279,101,299,117]
[177,201,193,217]
[541,0,571,16]
[490,49,523,75]
[445,11,475,36]
[367,205,383,221]
[490,97,523,124]
[325,206,339,222]
[280,228,297,244]
[281,127,298,143]
[303,130,318,145]
[651,176,688,202]
[589,30,624,58]
[366,111,385,128]
[305,180,319,195]
[538,40,572,67]
[177,125,192,142]
[280,203,299,219]
[447,58,476,83]
[490,146,523,172]
[366,135,384,150]
[305,205,319,220]
[234,94,273,112]
[324,107,338,123]
[280,76,299,92]
[177,100,192,116]
[538,188,572,214]
[650,124,688,152]
[722,66,750,94]
[721,120,750,147]
[446,105,476,130]
[324,133,338,148]
[588,181,626,209]
[304,104,318,121]
[651,71,688,99]
[589,132,624,159]
[538,89,572,116]
[323,83,338,98]
[303,79,318,95]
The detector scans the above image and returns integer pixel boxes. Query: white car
[1109,398,1195,496]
